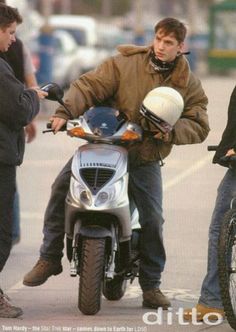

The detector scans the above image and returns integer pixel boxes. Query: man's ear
[178,42,184,53]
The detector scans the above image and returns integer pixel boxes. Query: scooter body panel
[65,143,134,241]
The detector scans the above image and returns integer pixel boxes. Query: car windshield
[84,107,126,137]
[64,28,87,46]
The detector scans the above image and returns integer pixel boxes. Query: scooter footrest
[70,268,77,276]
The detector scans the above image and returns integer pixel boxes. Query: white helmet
[140,87,184,133]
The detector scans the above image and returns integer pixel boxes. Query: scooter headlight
[94,177,127,207]
[95,191,109,206]
[80,190,92,206]
[71,177,92,206]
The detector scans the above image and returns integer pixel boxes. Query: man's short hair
[0,3,22,29]
[154,17,187,44]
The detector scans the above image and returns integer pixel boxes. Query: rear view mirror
[40,82,71,114]
[40,82,64,102]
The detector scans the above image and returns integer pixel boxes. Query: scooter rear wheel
[218,209,236,330]
[78,237,105,315]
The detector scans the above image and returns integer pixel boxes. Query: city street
[1,75,236,332]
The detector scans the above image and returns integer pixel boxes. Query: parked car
[48,15,98,47]
[47,15,110,80]
[96,23,132,56]
[32,28,110,88]
[27,30,81,87]
[51,30,83,87]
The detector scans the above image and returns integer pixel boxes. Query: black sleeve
[221,85,236,146]
[0,60,39,130]
[213,85,236,166]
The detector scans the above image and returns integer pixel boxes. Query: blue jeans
[199,168,236,309]
[128,161,165,291]
[40,158,72,262]
[40,158,165,291]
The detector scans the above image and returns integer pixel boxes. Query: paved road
[1,76,236,332]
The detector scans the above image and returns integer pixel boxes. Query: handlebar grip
[207,145,218,151]
[220,155,236,163]
[44,122,67,131]
[42,122,54,134]
[43,121,67,134]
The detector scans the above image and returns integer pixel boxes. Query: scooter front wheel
[218,209,236,330]
[78,237,106,315]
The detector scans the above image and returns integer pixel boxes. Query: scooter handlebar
[207,145,218,151]
[42,122,67,134]
[208,145,236,165]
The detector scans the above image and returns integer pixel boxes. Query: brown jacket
[55,45,210,162]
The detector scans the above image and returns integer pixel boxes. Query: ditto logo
[142,308,223,326]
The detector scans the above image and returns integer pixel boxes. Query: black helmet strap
[140,104,173,133]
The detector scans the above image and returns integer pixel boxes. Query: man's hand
[154,131,170,142]
[31,86,48,99]
[49,117,67,134]
[25,121,37,143]
[225,148,236,157]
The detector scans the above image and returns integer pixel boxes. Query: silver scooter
[42,83,142,315]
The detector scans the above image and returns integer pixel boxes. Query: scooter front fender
[79,225,112,239]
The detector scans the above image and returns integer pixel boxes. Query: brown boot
[143,288,171,309]
[184,303,225,321]
[0,289,23,318]
[23,258,62,287]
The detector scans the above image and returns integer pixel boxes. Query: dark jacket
[213,85,236,167]
[0,58,39,165]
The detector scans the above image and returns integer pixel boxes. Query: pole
[187,0,199,72]
[37,0,54,84]
[40,0,53,23]
[60,0,71,14]
[133,0,145,45]
[101,0,112,17]
[187,0,198,35]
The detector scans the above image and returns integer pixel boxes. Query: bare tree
[101,0,112,17]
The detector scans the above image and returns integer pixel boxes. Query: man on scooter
[24,17,210,309]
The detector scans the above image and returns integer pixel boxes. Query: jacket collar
[117,44,191,88]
